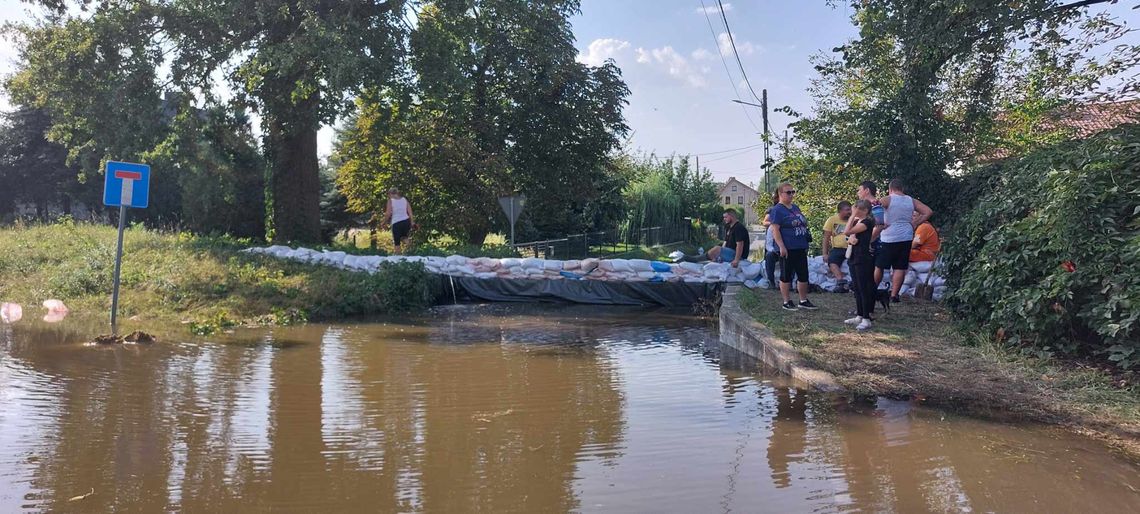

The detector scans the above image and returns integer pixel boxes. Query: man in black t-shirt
[706,209,750,267]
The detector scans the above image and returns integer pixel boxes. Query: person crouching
[706,208,750,268]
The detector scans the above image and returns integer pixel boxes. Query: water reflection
[0,307,1137,513]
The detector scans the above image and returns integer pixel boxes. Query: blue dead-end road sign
[103,161,151,208]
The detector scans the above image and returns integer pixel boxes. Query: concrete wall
[718,285,844,393]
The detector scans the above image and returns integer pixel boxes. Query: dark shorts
[828,248,847,267]
[875,240,911,271]
[780,248,810,284]
[392,219,411,247]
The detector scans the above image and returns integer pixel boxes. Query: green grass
[0,222,439,333]
[735,287,1140,456]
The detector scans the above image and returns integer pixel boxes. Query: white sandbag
[475,272,497,279]
[819,279,837,292]
[501,258,522,269]
[678,262,704,274]
[903,272,917,286]
[580,259,600,273]
[608,259,633,273]
[740,262,763,280]
[518,258,540,270]
[629,259,654,272]
[509,266,524,276]
[454,265,476,275]
[543,260,562,271]
[909,261,934,273]
[704,263,729,281]
[359,256,383,269]
[426,256,447,267]
[445,255,468,266]
[318,251,347,265]
[636,271,656,279]
[683,276,709,283]
[929,276,946,287]
[562,260,581,270]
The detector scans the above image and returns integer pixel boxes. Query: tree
[614,153,722,241]
[10,0,407,242]
[0,107,96,220]
[335,0,630,245]
[788,0,1140,215]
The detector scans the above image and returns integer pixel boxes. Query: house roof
[1043,99,1140,137]
[980,99,1140,162]
[717,177,759,195]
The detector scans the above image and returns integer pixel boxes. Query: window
[731,185,738,192]
[725,196,731,204]
[737,196,744,205]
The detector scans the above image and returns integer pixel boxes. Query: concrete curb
[719,285,846,393]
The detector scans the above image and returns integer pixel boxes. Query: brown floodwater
[1,304,1138,513]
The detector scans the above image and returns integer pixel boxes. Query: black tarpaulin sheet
[450,277,725,307]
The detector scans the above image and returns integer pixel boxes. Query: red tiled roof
[1043,99,1140,138]
[978,99,1140,163]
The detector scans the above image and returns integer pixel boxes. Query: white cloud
[691,48,715,61]
[717,32,760,57]
[696,3,732,15]
[577,38,631,67]
[635,45,708,88]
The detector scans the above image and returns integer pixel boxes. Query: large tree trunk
[267,95,322,243]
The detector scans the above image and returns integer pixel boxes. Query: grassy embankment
[0,223,438,334]
[736,287,1140,457]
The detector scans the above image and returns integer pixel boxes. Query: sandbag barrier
[240,247,946,299]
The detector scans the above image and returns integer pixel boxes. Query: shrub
[943,125,1140,368]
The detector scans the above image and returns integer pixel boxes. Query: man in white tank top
[876,179,933,302]
[383,188,415,253]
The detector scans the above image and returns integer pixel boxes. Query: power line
[690,143,763,157]
[716,0,764,106]
[700,0,761,132]
[700,145,762,164]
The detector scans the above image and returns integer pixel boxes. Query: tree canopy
[784,0,1139,215]
[8,0,408,242]
[334,0,630,245]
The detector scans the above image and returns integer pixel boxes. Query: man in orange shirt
[910,215,940,263]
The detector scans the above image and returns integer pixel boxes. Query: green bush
[943,125,1140,369]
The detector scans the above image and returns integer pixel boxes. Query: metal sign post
[103,160,151,334]
[498,195,526,246]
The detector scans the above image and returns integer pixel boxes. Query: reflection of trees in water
[5,321,627,511]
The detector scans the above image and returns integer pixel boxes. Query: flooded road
[1,304,1138,512]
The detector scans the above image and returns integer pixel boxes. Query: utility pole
[761,89,770,193]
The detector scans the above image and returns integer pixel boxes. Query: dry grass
[736,287,1140,458]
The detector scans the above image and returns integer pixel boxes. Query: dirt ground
[736,287,1140,459]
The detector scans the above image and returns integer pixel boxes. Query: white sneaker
[844,316,863,326]
[856,319,872,331]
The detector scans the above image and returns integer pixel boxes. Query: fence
[511,223,696,259]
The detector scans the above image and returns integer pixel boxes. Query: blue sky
[570,1,859,185]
